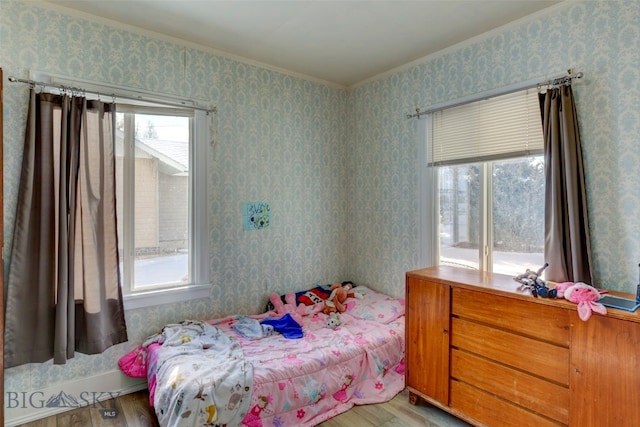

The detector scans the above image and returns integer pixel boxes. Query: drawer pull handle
[442,328,448,334]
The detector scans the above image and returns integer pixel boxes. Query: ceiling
[44,0,563,87]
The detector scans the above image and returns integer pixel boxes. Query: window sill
[123,283,211,310]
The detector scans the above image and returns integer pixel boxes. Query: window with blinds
[431,88,543,166]
[424,86,545,276]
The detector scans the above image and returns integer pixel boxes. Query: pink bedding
[146,287,406,427]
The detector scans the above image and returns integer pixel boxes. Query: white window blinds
[431,88,543,166]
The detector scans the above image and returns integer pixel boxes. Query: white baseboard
[5,369,147,426]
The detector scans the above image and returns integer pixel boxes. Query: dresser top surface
[407,265,640,323]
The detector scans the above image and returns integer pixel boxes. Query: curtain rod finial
[406,107,421,119]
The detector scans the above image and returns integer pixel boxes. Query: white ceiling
[44,0,563,87]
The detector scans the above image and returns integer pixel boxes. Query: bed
[124,285,406,427]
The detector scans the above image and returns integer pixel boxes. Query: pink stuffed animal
[268,292,324,325]
[269,292,303,325]
[553,282,573,299]
[554,282,607,321]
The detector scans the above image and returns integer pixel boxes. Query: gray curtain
[540,85,593,284]
[4,90,127,368]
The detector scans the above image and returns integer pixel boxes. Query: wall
[347,0,640,297]
[2,0,640,422]
[0,1,349,420]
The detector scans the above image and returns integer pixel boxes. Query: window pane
[492,156,545,276]
[134,114,190,289]
[439,164,480,270]
[115,112,191,292]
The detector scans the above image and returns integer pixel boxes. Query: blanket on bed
[135,286,406,427]
[212,312,405,427]
[150,320,253,427]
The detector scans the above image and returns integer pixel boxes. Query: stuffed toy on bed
[323,282,364,315]
[269,292,305,325]
[269,292,324,325]
[326,312,342,329]
[323,283,349,314]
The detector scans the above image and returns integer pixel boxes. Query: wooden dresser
[406,266,640,427]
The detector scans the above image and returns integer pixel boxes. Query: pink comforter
[210,311,405,427]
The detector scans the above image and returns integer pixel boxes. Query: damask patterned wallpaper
[1,0,639,407]
[1,1,349,395]
[348,0,640,297]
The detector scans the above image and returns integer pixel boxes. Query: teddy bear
[323,283,350,315]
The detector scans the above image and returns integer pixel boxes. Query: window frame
[30,72,212,309]
[117,107,210,310]
[418,85,545,274]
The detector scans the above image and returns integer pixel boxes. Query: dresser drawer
[452,288,570,346]
[451,349,569,424]
[451,380,564,427]
[451,318,569,385]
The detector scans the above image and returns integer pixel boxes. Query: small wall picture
[243,202,271,230]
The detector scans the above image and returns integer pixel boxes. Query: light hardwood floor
[16,388,472,427]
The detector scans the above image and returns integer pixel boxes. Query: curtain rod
[407,70,584,119]
[8,76,217,115]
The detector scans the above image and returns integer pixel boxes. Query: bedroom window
[116,105,210,309]
[420,88,544,276]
